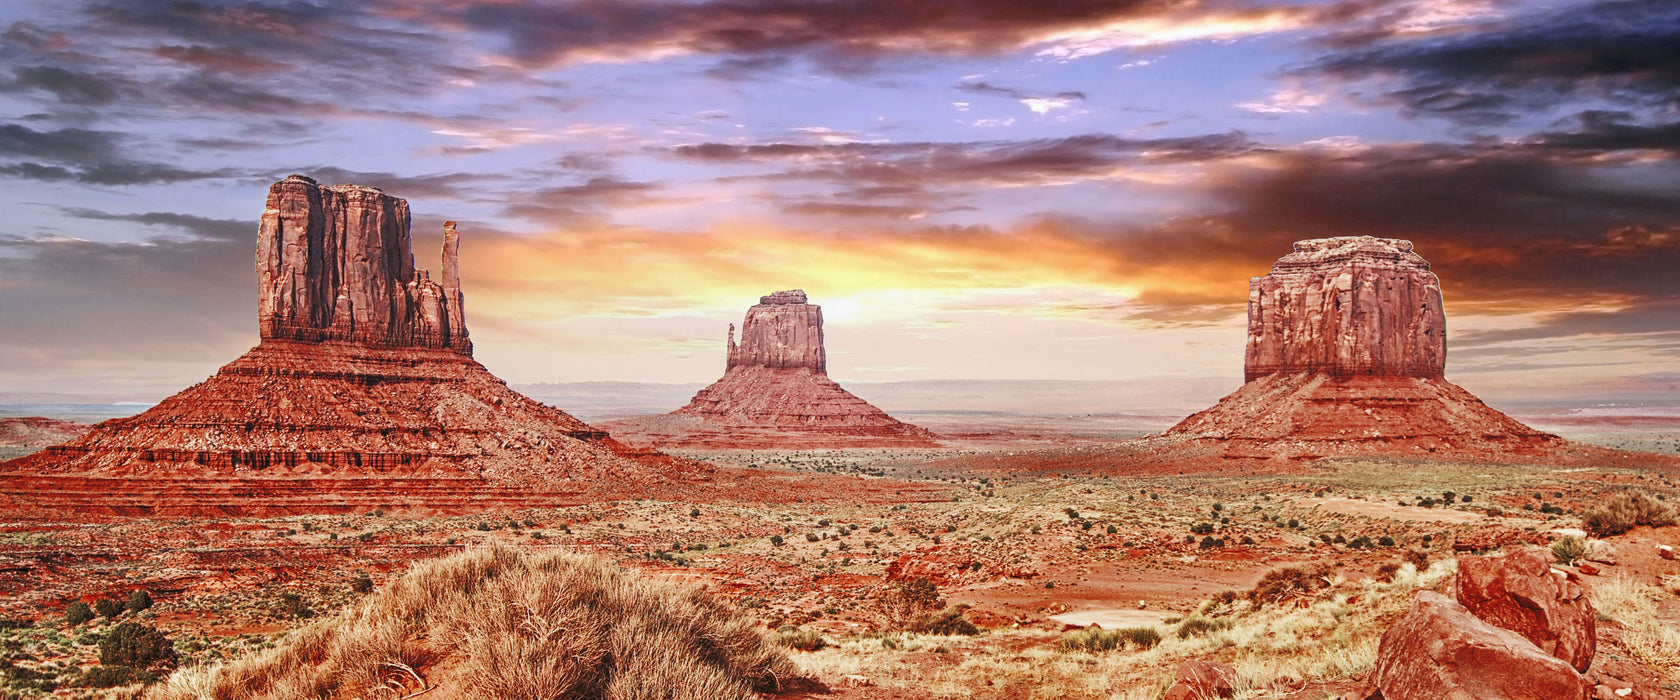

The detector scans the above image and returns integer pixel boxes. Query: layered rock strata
[1162,236,1559,461]
[258,175,470,353]
[607,291,936,449]
[0,176,695,515]
[1245,237,1444,381]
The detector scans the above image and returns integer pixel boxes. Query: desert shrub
[774,627,828,652]
[1198,536,1224,549]
[99,623,175,670]
[124,590,153,613]
[1404,550,1430,570]
[1375,562,1402,582]
[0,618,31,630]
[1552,535,1589,565]
[64,600,94,626]
[1247,563,1333,608]
[1191,523,1215,535]
[1377,536,1396,547]
[94,598,123,619]
[1175,615,1234,639]
[1058,626,1158,653]
[804,533,819,542]
[1583,492,1678,537]
[769,535,784,546]
[77,665,156,688]
[880,578,944,629]
[279,592,313,619]
[148,546,801,700]
[350,575,374,594]
[907,607,979,636]
[1347,536,1374,549]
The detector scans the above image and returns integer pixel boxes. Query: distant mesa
[603,290,938,449]
[1165,235,1561,460]
[0,175,701,516]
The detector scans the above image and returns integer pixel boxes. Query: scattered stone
[1163,659,1240,700]
[1578,561,1601,576]
[1373,591,1588,700]
[1585,540,1618,565]
[1453,548,1595,671]
[1659,544,1675,561]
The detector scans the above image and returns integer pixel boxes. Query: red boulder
[1164,659,1240,700]
[1373,591,1588,700]
[1454,547,1596,671]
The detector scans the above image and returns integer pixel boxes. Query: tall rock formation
[257,175,470,353]
[0,176,699,516]
[1162,236,1558,460]
[604,290,937,449]
[1245,237,1444,381]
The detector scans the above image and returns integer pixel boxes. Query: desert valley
[0,177,1675,700]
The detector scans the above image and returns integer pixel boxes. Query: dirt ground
[1,420,1679,699]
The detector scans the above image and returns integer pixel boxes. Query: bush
[125,590,153,613]
[280,592,313,619]
[1247,563,1333,608]
[64,600,94,626]
[1175,615,1234,639]
[94,598,123,619]
[907,607,979,636]
[1582,492,1677,537]
[881,577,945,629]
[1375,562,1402,582]
[78,665,157,688]
[351,575,375,594]
[1552,535,1589,565]
[99,623,175,670]
[1058,626,1161,652]
[769,535,784,546]
[774,628,828,652]
[1190,522,1215,535]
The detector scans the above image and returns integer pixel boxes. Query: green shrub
[98,623,175,670]
[280,592,313,619]
[1058,627,1160,653]
[125,590,153,613]
[769,535,784,546]
[1583,492,1677,537]
[77,665,156,688]
[1175,615,1234,639]
[94,598,123,619]
[64,600,94,626]
[774,628,827,652]
[907,607,979,636]
[351,575,375,594]
[1552,535,1589,565]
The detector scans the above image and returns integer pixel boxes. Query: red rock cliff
[1244,236,1444,382]
[726,290,826,372]
[257,174,471,354]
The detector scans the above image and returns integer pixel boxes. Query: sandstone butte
[1162,236,1566,461]
[0,175,703,516]
[603,290,938,449]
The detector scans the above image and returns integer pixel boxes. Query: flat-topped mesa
[1244,236,1444,382]
[257,174,471,354]
[725,289,826,373]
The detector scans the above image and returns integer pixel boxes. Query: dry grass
[792,560,1456,699]
[148,546,799,700]
[1589,575,1680,683]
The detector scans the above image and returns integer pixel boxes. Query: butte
[948,236,1675,473]
[0,175,704,516]
[603,290,938,449]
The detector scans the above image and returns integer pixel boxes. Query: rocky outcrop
[257,175,470,354]
[605,290,937,449]
[1160,237,1560,462]
[1454,548,1596,672]
[727,290,825,372]
[1372,591,1589,700]
[1245,237,1443,382]
[0,176,699,515]
[1163,660,1240,700]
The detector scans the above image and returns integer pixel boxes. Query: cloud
[671,132,1263,188]
[57,207,253,242]
[0,123,232,185]
[957,81,1087,113]
[0,65,123,105]
[394,0,1388,74]
[1300,0,1680,124]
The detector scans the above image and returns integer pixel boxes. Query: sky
[0,0,1676,401]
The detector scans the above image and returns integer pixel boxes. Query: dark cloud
[672,132,1262,187]
[0,123,231,185]
[0,66,123,105]
[275,167,504,200]
[1529,111,1680,156]
[1453,301,1680,347]
[405,0,1368,74]
[58,207,253,242]
[957,81,1086,102]
[1302,0,1680,124]
[784,201,930,219]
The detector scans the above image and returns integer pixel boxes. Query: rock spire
[1245,236,1444,382]
[726,290,826,372]
[257,174,470,354]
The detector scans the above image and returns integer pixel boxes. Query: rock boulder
[1453,548,1596,671]
[1373,591,1588,700]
